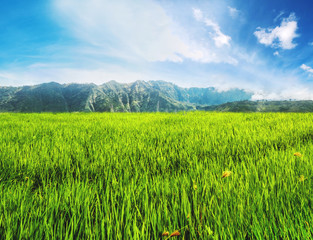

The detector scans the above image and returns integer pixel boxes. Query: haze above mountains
[0,80,251,112]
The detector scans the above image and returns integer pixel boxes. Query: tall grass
[0,112,312,239]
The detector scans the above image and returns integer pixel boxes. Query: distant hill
[202,100,313,112]
[0,81,252,112]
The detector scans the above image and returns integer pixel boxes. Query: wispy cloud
[53,0,188,63]
[228,6,239,18]
[300,64,313,75]
[193,8,231,48]
[193,8,203,21]
[273,10,285,22]
[254,13,299,49]
[52,0,237,65]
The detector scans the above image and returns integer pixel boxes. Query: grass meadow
[0,112,312,239]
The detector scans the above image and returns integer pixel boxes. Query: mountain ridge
[0,80,252,112]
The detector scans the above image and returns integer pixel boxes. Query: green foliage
[0,112,313,239]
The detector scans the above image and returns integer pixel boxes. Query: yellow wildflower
[222,170,232,178]
[294,152,302,157]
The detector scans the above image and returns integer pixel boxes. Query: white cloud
[300,64,313,74]
[193,8,231,48]
[193,8,203,21]
[273,51,279,56]
[251,88,313,101]
[228,6,239,18]
[52,0,235,65]
[309,42,313,46]
[204,19,231,48]
[254,13,299,50]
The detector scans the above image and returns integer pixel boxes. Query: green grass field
[0,112,312,239]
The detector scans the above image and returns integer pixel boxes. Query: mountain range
[0,81,252,112]
[203,100,313,112]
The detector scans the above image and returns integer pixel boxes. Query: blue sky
[1,0,313,99]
